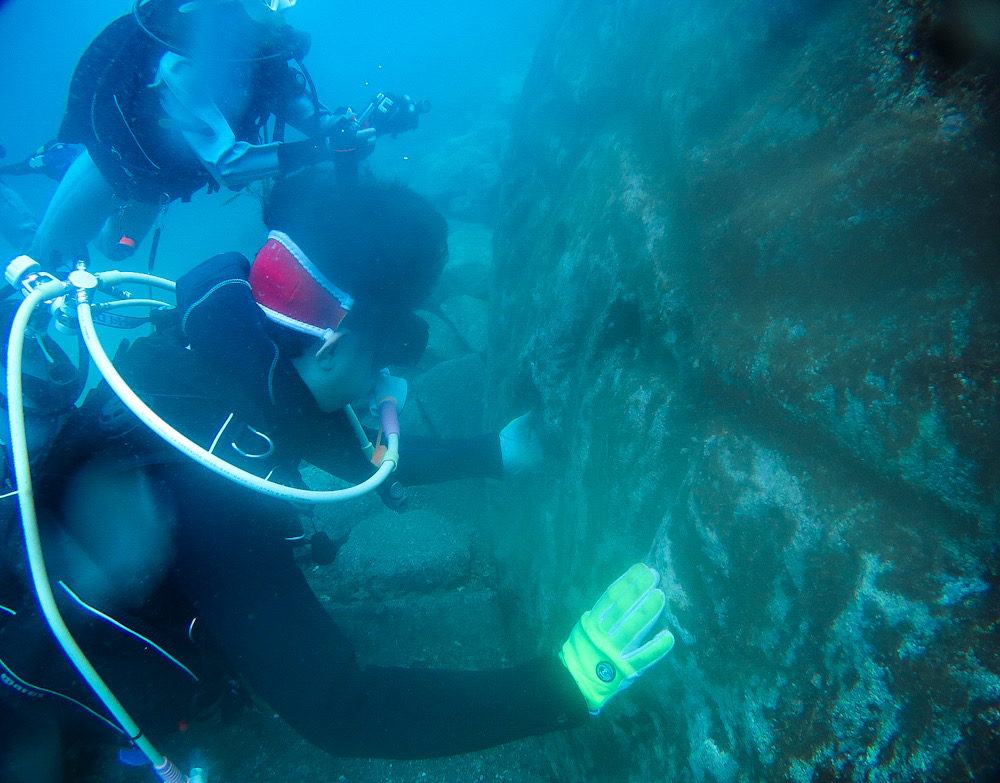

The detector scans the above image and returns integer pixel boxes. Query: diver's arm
[243,580,588,759]
[155,52,343,189]
[171,484,588,759]
[155,52,281,188]
[388,411,543,484]
[300,424,504,486]
[389,433,505,485]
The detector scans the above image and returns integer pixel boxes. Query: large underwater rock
[486,1,999,781]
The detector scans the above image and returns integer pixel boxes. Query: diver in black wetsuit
[0,169,673,770]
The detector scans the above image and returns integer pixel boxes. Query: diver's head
[261,170,448,310]
[240,0,297,23]
[259,0,298,10]
[146,0,297,15]
[135,0,305,59]
[251,171,447,401]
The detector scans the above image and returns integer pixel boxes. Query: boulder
[439,294,490,355]
[412,354,487,439]
[329,510,472,600]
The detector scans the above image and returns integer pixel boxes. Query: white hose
[96,270,177,291]
[95,298,173,311]
[6,279,174,775]
[344,404,376,459]
[77,270,397,502]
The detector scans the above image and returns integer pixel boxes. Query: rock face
[487,1,999,781]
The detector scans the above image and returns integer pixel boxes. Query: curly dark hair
[263,166,449,312]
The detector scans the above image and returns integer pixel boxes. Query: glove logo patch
[596,661,617,683]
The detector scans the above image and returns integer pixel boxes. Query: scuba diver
[29,0,426,270]
[0,168,674,778]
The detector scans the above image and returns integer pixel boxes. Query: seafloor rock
[408,120,511,224]
[415,308,468,369]
[486,1,999,781]
[410,353,487,439]
[329,510,472,600]
[439,293,490,355]
[325,591,508,669]
[436,220,494,303]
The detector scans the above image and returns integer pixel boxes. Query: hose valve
[4,254,60,297]
[50,268,99,335]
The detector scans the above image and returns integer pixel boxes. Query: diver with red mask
[0,170,673,774]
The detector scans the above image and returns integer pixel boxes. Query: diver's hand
[369,369,408,415]
[499,411,544,475]
[327,114,377,158]
[278,115,376,177]
[559,563,674,715]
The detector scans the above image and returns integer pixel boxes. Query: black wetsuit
[0,254,588,758]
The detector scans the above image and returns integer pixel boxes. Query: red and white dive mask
[250,230,353,346]
[249,229,430,367]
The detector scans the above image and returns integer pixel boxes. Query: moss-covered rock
[487,1,999,780]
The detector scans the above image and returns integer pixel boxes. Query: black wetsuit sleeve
[276,136,333,176]
[166,464,588,758]
[392,432,504,485]
[299,419,504,487]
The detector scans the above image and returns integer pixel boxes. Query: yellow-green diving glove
[559,563,674,715]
